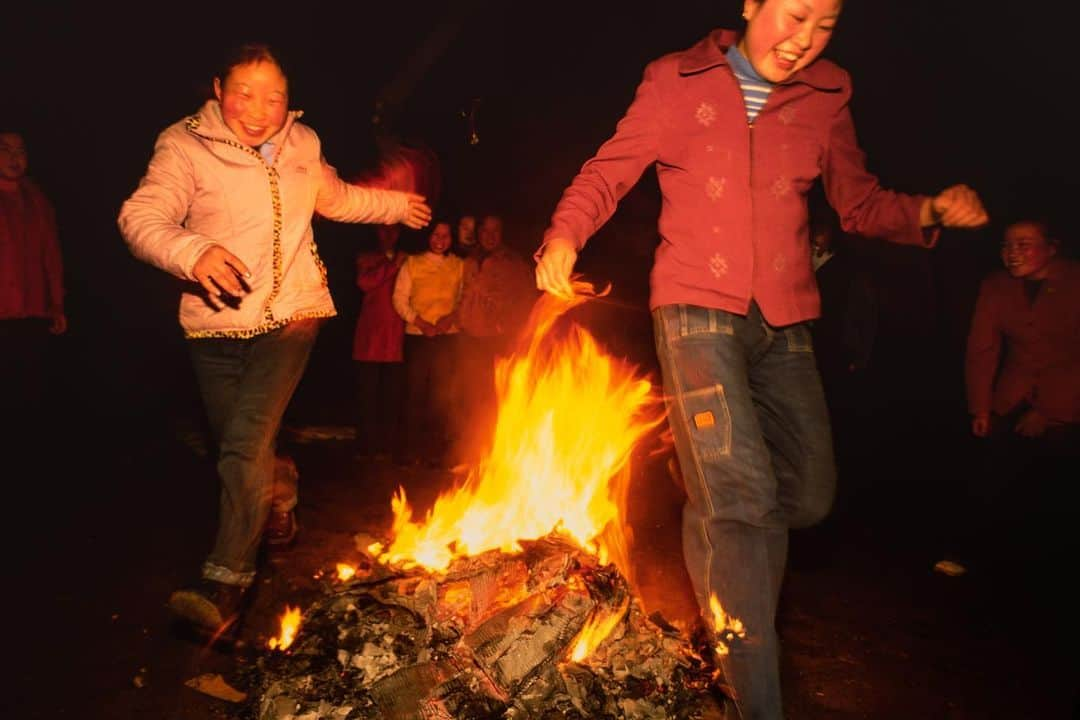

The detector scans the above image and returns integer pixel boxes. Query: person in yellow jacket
[117,42,431,637]
[392,219,465,466]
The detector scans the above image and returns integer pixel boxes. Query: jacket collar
[185,99,303,149]
[678,28,843,91]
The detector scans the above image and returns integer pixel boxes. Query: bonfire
[238,283,724,719]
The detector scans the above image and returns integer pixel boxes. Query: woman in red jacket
[534,2,989,717]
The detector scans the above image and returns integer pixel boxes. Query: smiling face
[429,222,453,255]
[0,132,28,181]
[739,0,842,83]
[213,59,288,147]
[1001,221,1057,280]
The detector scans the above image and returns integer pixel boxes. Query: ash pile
[239,534,717,719]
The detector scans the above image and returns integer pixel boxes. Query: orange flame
[335,563,356,582]
[708,593,746,657]
[570,595,630,662]
[378,283,665,578]
[268,605,302,651]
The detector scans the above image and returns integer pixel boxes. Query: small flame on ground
[268,605,302,651]
[569,596,630,662]
[709,593,746,657]
[335,563,356,582]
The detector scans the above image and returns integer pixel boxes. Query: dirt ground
[12,408,1076,719]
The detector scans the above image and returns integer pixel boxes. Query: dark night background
[3,0,1076,445]
[5,4,1079,717]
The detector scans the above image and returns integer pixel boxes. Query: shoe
[264,509,299,547]
[167,579,246,634]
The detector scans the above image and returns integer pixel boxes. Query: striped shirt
[726,45,773,124]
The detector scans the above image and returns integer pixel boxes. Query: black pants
[353,360,404,457]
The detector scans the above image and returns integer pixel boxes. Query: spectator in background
[117,42,430,639]
[392,219,465,467]
[0,128,67,433]
[936,217,1079,577]
[809,193,878,387]
[352,223,407,462]
[453,213,479,260]
[454,214,537,465]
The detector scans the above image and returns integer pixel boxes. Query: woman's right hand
[401,193,432,230]
[192,244,252,310]
[971,413,990,437]
[535,237,578,299]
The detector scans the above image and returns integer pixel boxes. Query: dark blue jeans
[189,318,321,587]
[652,302,836,720]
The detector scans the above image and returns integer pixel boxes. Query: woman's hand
[401,193,432,230]
[922,185,989,228]
[535,237,578,299]
[192,245,252,310]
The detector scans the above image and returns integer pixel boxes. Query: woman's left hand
[923,184,989,228]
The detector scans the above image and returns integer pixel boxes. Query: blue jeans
[652,302,835,720]
[189,318,321,587]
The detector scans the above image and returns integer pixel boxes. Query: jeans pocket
[680,383,733,462]
[784,323,813,352]
[675,304,735,337]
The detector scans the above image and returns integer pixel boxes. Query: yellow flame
[335,563,356,582]
[708,593,746,657]
[570,596,630,662]
[267,605,302,651]
[378,284,665,576]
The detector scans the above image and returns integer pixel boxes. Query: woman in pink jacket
[534,2,988,718]
[118,43,430,638]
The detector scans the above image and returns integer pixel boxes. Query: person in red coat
[965,219,1079,437]
[937,217,1079,577]
[0,128,67,427]
[352,223,407,461]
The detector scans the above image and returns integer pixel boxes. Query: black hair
[214,42,290,88]
[1002,216,1059,249]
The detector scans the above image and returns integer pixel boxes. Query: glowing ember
[709,593,746,657]
[378,283,665,578]
[335,563,356,582]
[268,605,303,651]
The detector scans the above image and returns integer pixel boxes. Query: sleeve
[315,156,412,225]
[452,258,465,310]
[392,260,417,324]
[964,278,1001,417]
[117,134,219,280]
[820,77,933,248]
[118,133,219,280]
[539,61,664,256]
